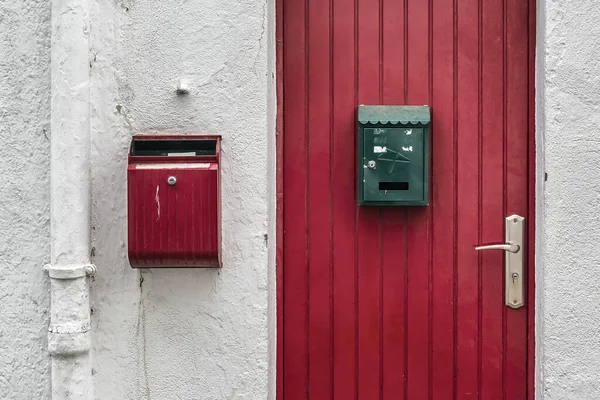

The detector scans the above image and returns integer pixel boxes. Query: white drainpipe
[45,0,96,398]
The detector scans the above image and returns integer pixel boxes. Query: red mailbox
[127,134,222,268]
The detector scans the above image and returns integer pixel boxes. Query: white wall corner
[267,0,278,398]
[534,0,546,399]
[537,0,600,397]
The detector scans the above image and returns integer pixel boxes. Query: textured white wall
[538,0,600,398]
[89,0,273,399]
[0,1,51,398]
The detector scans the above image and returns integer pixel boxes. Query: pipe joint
[48,322,92,357]
[44,263,97,280]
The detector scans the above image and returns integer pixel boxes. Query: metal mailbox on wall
[127,134,222,268]
[358,105,431,206]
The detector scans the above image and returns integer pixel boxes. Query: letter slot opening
[131,139,217,156]
[379,182,409,191]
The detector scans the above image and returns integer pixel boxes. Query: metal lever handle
[475,243,520,253]
[474,215,525,309]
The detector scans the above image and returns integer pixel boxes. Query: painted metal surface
[128,135,222,268]
[358,106,430,206]
[277,0,536,399]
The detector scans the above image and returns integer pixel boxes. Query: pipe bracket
[44,263,97,279]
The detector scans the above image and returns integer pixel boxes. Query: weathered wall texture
[89,0,272,399]
[538,0,600,398]
[0,0,51,398]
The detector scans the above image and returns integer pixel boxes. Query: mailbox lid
[128,134,221,163]
[128,163,220,267]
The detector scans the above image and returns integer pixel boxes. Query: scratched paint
[155,185,160,221]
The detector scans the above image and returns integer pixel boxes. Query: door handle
[475,215,525,309]
[475,243,520,253]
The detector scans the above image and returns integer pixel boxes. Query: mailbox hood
[358,105,431,126]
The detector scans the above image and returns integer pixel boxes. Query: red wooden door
[277,0,535,398]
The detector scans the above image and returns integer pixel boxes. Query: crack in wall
[136,270,151,399]
[253,0,268,77]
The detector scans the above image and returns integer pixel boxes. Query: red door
[277,0,535,398]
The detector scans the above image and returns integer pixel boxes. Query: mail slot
[127,134,222,268]
[358,105,431,206]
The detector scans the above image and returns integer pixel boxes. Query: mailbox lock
[167,176,177,186]
[367,160,377,170]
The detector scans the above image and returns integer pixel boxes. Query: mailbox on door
[127,134,222,268]
[358,105,431,206]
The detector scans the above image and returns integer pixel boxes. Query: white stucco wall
[89,0,273,399]
[538,0,600,398]
[0,1,51,398]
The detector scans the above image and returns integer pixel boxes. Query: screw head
[167,176,177,186]
[367,160,376,170]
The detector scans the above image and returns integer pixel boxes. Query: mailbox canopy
[358,105,431,206]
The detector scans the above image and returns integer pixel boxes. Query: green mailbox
[358,105,431,206]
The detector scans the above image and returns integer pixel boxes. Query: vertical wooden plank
[455,0,480,396]
[157,170,167,256]
[405,0,430,398]
[380,216,406,400]
[382,0,405,106]
[282,0,308,396]
[430,0,455,396]
[380,0,406,398]
[357,0,381,397]
[427,3,434,397]
[501,0,508,396]
[527,0,537,398]
[307,0,333,397]
[356,211,380,400]
[505,0,528,398]
[332,0,358,396]
[480,0,505,397]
